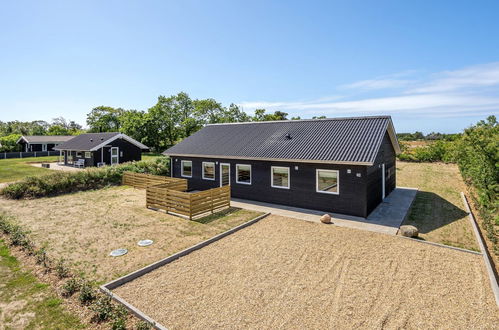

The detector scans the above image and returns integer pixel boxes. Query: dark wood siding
[366,132,397,215]
[172,156,368,217]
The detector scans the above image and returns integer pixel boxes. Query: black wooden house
[163,116,400,218]
[17,135,74,152]
[55,132,148,167]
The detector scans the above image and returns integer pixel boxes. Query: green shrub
[136,321,152,330]
[0,157,170,200]
[35,247,49,268]
[55,258,70,278]
[62,278,80,297]
[79,281,97,305]
[91,295,115,322]
[112,318,127,330]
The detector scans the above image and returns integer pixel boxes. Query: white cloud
[239,62,499,119]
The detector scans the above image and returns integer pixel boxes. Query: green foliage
[0,117,82,141]
[454,116,498,251]
[112,317,127,330]
[1,157,170,199]
[91,295,115,322]
[35,247,49,268]
[78,280,97,305]
[62,278,81,297]
[0,133,22,152]
[136,321,152,330]
[397,140,457,163]
[87,106,124,133]
[55,258,70,278]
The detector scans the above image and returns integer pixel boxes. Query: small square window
[181,160,192,178]
[202,162,215,180]
[271,166,290,189]
[236,164,251,185]
[85,152,91,159]
[316,169,339,195]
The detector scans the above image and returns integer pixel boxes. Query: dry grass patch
[114,215,499,329]
[0,186,261,282]
[397,161,478,251]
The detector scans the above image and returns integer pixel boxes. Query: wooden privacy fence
[122,172,187,190]
[146,185,231,220]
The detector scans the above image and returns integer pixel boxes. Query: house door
[381,163,386,199]
[220,163,230,187]
[111,147,119,165]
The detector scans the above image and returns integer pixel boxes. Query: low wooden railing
[146,185,231,220]
[122,172,186,190]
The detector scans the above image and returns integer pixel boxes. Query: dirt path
[115,215,499,329]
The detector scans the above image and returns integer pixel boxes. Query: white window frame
[316,169,339,195]
[76,151,82,158]
[219,163,231,187]
[236,164,252,185]
[42,144,47,152]
[202,161,215,180]
[181,160,193,178]
[271,166,290,189]
[85,151,92,159]
[110,147,119,165]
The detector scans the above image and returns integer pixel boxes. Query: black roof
[55,132,148,151]
[163,116,400,165]
[17,135,74,144]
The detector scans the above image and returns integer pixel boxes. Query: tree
[86,106,123,132]
[0,134,21,152]
[252,109,288,121]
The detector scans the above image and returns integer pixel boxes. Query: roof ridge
[206,115,391,126]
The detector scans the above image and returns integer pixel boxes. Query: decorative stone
[320,214,332,224]
[399,225,419,237]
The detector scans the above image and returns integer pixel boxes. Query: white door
[381,163,386,199]
[111,147,119,165]
[220,163,230,187]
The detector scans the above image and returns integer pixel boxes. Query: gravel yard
[115,215,499,329]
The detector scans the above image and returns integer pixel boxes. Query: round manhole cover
[110,248,128,257]
[138,239,153,247]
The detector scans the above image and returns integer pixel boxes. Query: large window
[181,160,192,178]
[271,166,290,189]
[316,169,339,194]
[202,162,215,180]
[236,164,251,185]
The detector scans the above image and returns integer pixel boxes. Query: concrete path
[232,187,418,235]
[30,162,82,172]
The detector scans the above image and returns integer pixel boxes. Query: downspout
[101,147,104,164]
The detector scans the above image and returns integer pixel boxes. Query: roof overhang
[386,118,401,154]
[162,153,373,166]
[55,133,148,151]
[16,136,28,144]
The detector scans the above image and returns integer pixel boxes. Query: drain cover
[110,248,128,257]
[138,239,153,247]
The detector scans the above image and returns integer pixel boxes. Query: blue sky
[1,0,498,133]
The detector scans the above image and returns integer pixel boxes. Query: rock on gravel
[399,225,419,237]
[320,214,332,224]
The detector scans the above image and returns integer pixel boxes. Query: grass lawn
[397,161,478,251]
[0,156,58,183]
[0,240,84,329]
[0,186,262,283]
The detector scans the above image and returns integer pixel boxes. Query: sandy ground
[115,215,499,329]
[0,186,261,282]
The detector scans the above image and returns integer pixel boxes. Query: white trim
[202,161,215,180]
[164,153,372,166]
[42,144,47,152]
[85,151,92,159]
[111,147,119,165]
[235,164,252,185]
[219,163,231,187]
[271,166,290,189]
[316,169,339,195]
[181,160,192,178]
[89,133,148,151]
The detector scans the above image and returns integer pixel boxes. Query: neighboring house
[54,132,148,167]
[17,135,74,152]
[163,116,400,218]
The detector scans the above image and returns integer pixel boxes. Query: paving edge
[100,212,271,329]
[461,192,499,307]
[396,235,482,255]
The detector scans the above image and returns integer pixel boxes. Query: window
[42,144,47,152]
[271,166,290,189]
[85,152,91,159]
[181,160,192,178]
[316,169,339,194]
[236,164,251,184]
[202,162,215,180]
[76,151,82,158]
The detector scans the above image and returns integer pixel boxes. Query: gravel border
[100,212,271,329]
[461,192,499,307]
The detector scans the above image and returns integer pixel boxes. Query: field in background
[0,186,261,282]
[0,156,58,183]
[397,161,478,251]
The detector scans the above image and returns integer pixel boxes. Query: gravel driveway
[114,215,499,329]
